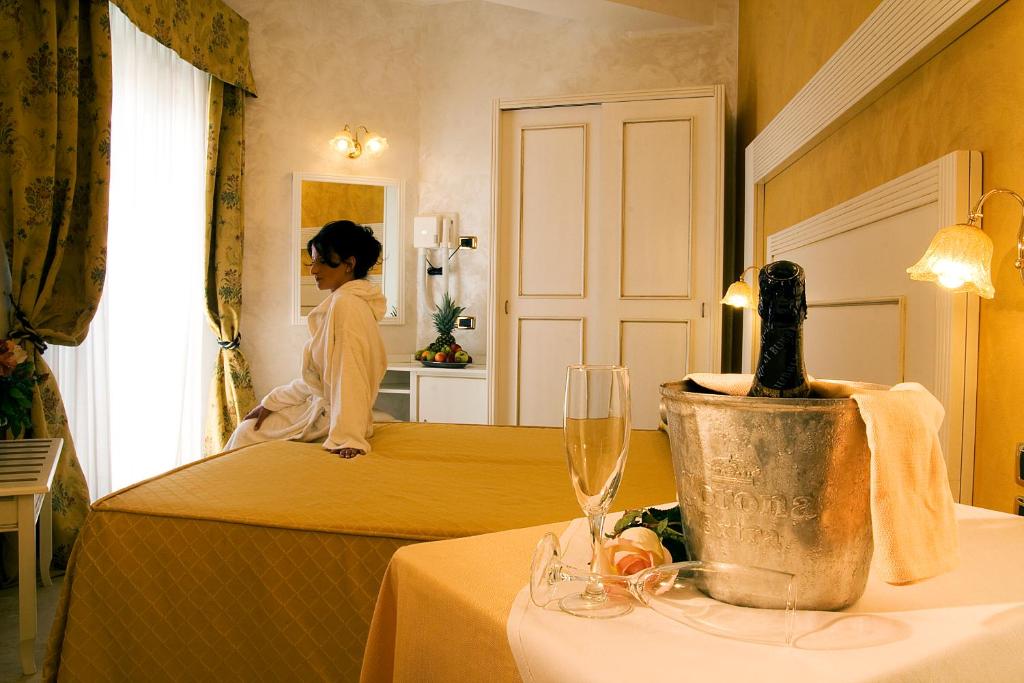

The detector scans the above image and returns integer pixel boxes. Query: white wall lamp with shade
[907,188,1024,298]
[721,265,758,309]
[330,125,389,159]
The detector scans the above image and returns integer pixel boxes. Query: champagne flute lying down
[530,532,798,647]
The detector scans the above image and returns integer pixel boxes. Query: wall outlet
[456,315,475,330]
[1017,443,1024,487]
[458,235,478,249]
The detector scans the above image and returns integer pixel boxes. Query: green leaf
[609,509,643,537]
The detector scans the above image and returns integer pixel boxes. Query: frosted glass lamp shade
[907,223,995,299]
[363,132,388,156]
[721,279,755,308]
[331,128,356,155]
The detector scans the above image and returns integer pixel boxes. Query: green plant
[428,292,465,352]
[0,339,39,438]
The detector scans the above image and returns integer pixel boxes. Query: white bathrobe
[226,279,388,452]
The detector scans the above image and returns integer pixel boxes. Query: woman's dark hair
[307,220,382,279]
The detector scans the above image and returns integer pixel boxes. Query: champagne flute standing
[561,364,632,618]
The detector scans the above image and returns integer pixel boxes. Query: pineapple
[428,292,465,352]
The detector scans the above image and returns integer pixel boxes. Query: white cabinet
[374,362,487,424]
[416,375,487,424]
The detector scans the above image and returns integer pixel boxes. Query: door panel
[519,125,588,297]
[517,318,584,427]
[619,320,690,430]
[621,118,693,298]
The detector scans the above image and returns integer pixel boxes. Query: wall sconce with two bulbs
[330,125,389,159]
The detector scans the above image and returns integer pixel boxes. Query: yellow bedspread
[43,422,675,682]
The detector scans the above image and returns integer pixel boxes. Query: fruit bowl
[419,360,470,369]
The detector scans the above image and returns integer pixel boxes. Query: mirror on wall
[291,173,402,325]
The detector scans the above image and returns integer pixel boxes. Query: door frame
[487,86,726,423]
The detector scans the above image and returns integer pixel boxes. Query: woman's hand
[329,447,365,459]
[243,405,273,431]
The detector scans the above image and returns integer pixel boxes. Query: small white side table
[0,438,63,676]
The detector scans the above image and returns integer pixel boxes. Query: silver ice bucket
[660,381,873,611]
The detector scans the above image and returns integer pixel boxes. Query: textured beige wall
[230,0,737,399]
[739,0,1024,512]
[228,0,422,397]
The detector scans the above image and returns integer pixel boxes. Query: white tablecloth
[507,505,1024,682]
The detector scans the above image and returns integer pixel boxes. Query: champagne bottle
[748,260,811,398]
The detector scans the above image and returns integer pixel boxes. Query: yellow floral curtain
[0,0,112,575]
[204,80,255,453]
[110,0,257,96]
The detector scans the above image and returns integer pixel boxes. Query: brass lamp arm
[737,265,758,283]
[968,188,1024,284]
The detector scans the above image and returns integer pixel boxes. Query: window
[46,3,216,497]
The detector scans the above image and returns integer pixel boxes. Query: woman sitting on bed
[226,220,388,458]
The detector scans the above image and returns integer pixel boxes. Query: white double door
[495,94,723,429]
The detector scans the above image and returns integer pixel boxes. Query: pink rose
[0,340,27,378]
[601,526,671,576]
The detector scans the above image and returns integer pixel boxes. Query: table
[0,438,62,675]
[361,504,1024,682]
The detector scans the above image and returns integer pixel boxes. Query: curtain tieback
[8,294,47,354]
[217,334,241,350]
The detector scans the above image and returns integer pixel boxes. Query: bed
[42,422,675,681]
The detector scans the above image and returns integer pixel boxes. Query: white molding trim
[766,150,981,503]
[499,86,720,111]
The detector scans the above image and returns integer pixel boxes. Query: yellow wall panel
[300,181,384,228]
[739,0,1024,512]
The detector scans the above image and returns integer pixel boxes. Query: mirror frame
[290,172,404,326]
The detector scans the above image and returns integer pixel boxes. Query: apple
[434,352,447,362]
[454,350,469,363]
[421,350,432,361]
[450,343,461,353]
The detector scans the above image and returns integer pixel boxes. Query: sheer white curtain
[47,3,215,498]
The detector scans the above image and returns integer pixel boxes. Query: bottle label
[755,327,802,390]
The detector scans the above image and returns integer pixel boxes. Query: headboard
[766,151,981,502]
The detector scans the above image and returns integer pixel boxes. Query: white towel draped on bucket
[683,373,959,585]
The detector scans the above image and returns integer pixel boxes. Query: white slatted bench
[0,438,62,676]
